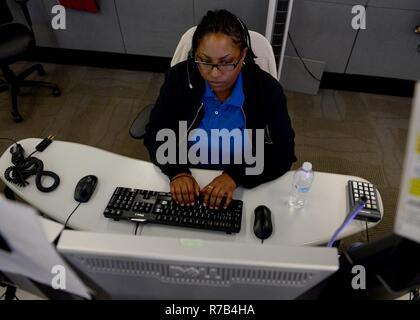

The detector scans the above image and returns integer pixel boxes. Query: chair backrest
[171,26,278,79]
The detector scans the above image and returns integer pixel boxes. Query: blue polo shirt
[188,72,248,167]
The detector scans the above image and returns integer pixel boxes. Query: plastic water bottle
[288,162,314,208]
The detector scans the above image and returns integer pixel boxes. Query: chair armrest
[129,104,154,139]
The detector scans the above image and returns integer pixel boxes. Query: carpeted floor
[0,61,413,250]
[287,89,411,248]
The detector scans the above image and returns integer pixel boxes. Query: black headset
[186,14,252,90]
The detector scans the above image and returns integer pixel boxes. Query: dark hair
[192,10,257,65]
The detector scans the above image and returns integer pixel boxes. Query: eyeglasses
[195,58,242,73]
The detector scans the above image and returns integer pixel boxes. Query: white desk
[0,138,383,245]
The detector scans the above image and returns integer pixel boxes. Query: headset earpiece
[187,48,194,89]
[188,48,194,60]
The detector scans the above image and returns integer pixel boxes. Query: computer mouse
[253,205,273,240]
[74,175,98,203]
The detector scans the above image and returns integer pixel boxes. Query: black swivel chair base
[1,63,61,123]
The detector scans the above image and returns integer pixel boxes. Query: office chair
[0,0,61,123]
[129,26,278,139]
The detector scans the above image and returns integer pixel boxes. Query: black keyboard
[103,187,243,234]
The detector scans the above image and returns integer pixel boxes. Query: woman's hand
[170,173,200,206]
[201,173,237,209]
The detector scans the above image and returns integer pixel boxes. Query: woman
[144,10,296,210]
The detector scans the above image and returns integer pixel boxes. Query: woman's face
[195,33,247,96]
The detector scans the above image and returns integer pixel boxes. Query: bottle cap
[302,162,312,171]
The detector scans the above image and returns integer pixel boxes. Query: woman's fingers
[185,181,196,205]
[180,183,191,205]
[194,180,200,197]
[181,174,237,209]
[212,188,226,209]
[171,176,199,205]
[202,181,235,209]
[223,191,233,209]
[202,185,213,207]
[172,183,184,205]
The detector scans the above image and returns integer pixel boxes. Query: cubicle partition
[7,0,270,57]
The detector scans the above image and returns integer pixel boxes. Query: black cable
[53,202,82,247]
[14,294,19,300]
[344,28,361,73]
[344,0,370,73]
[63,202,82,231]
[4,157,60,192]
[134,222,140,235]
[4,137,59,192]
[26,150,38,159]
[0,292,5,300]
[365,219,370,243]
[287,32,322,82]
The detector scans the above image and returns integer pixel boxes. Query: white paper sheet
[39,216,64,243]
[0,195,91,299]
[395,82,420,244]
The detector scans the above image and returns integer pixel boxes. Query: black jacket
[144,60,297,188]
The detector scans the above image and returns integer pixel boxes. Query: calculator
[347,180,382,222]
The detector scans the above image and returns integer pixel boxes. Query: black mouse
[253,205,273,240]
[74,175,98,203]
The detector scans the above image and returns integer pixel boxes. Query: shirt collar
[203,72,244,108]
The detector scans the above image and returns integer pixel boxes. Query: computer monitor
[394,82,420,245]
[57,230,339,299]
